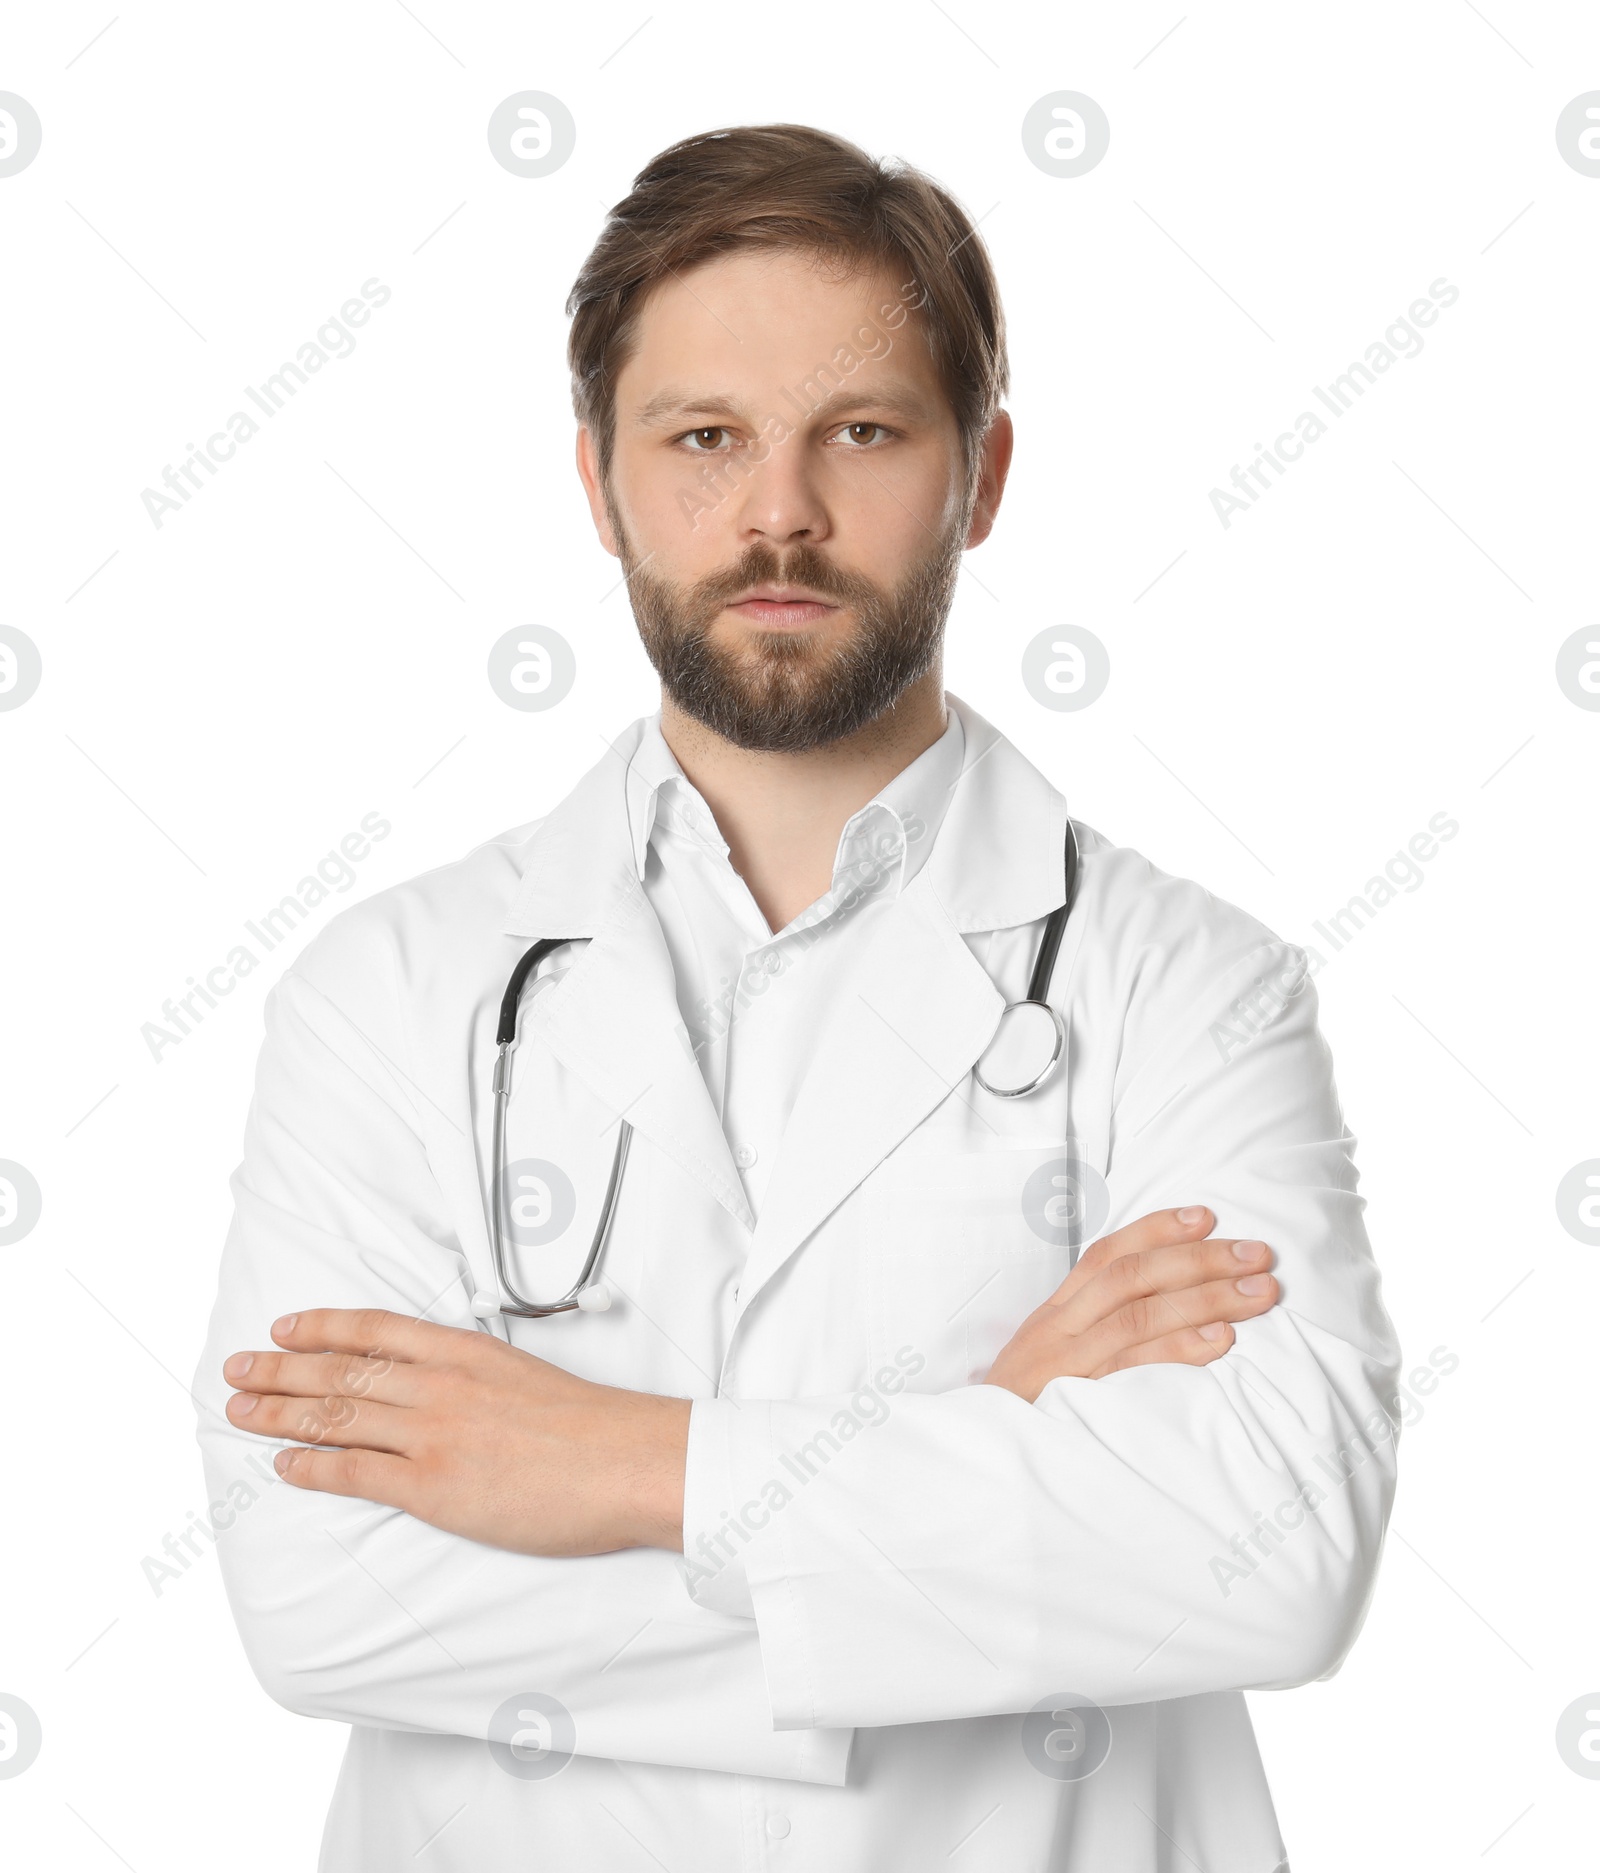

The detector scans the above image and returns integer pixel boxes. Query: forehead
[615,246,940,404]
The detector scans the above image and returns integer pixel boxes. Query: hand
[984,1206,1279,1403]
[222,1310,691,1557]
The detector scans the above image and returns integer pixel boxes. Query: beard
[609,492,970,754]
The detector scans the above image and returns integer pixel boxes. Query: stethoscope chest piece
[973,998,1066,1098]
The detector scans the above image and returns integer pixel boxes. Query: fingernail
[273,1314,298,1336]
[225,1353,253,1380]
[1176,1206,1208,1225]
[1236,1273,1274,1295]
[1232,1239,1267,1261]
[232,1393,258,1416]
[1199,1321,1228,1341]
[273,1450,291,1475]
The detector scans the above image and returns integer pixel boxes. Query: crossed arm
[200,923,1396,1754]
[221,1207,1282,1560]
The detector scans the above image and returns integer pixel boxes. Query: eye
[680,426,731,452]
[835,421,889,447]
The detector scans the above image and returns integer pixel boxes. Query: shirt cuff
[679,1396,768,1619]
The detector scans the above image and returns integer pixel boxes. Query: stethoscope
[472,821,1080,1320]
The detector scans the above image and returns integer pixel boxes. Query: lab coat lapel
[733,695,1072,1314]
[501,729,752,1231]
[531,880,754,1230]
[734,881,1004,1313]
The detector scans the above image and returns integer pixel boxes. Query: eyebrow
[631,384,939,429]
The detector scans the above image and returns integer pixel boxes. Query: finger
[222,1348,421,1405]
[270,1308,479,1366]
[1056,1237,1274,1336]
[1076,1269,1279,1367]
[1136,1267,1279,1338]
[1090,1320,1236,1378]
[274,1442,416,1508]
[1069,1207,1214,1282]
[226,1386,414,1454]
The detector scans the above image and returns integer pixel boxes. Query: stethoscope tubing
[483,932,632,1317]
[971,819,1079,1098]
[482,818,1080,1315]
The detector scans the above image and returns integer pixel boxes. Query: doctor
[196,123,1400,1872]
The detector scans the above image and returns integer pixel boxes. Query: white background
[1,2,1596,1865]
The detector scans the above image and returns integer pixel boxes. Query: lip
[726,586,840,629]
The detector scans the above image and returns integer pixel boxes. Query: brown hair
[566,123,1008,482]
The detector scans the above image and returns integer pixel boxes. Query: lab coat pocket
[863,1141,1086,1392]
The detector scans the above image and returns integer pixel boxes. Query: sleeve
[678,932,1404,1732]
[191,914,853,1785]
[681,1390,761,1619]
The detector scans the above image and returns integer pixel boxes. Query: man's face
[577,247,1003,753]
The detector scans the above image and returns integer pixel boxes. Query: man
[195,124,1399,1871]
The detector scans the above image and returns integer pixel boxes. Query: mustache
[666,543,885,615]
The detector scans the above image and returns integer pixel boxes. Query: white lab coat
[193,694,1400,1872]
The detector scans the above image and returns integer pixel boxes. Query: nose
[727,434,831,550]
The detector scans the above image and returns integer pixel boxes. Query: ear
[964,409,1014,550]
[575,425,620,559]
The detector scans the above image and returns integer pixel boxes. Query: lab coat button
[734,1142,758,1168]
[765,1814,790,1839]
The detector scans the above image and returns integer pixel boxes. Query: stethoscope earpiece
[472,1278,612,1320]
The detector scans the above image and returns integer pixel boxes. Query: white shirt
[194,693,1399,1873]
[629,709,966,1219]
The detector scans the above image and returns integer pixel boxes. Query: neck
[659,667,948,934]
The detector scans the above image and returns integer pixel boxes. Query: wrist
[623,1393,691,1551]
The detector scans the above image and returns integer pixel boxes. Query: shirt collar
[503,693,1069,943]
[831,708,964,901]
[625,719,717,875]
[623,708,967,910]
